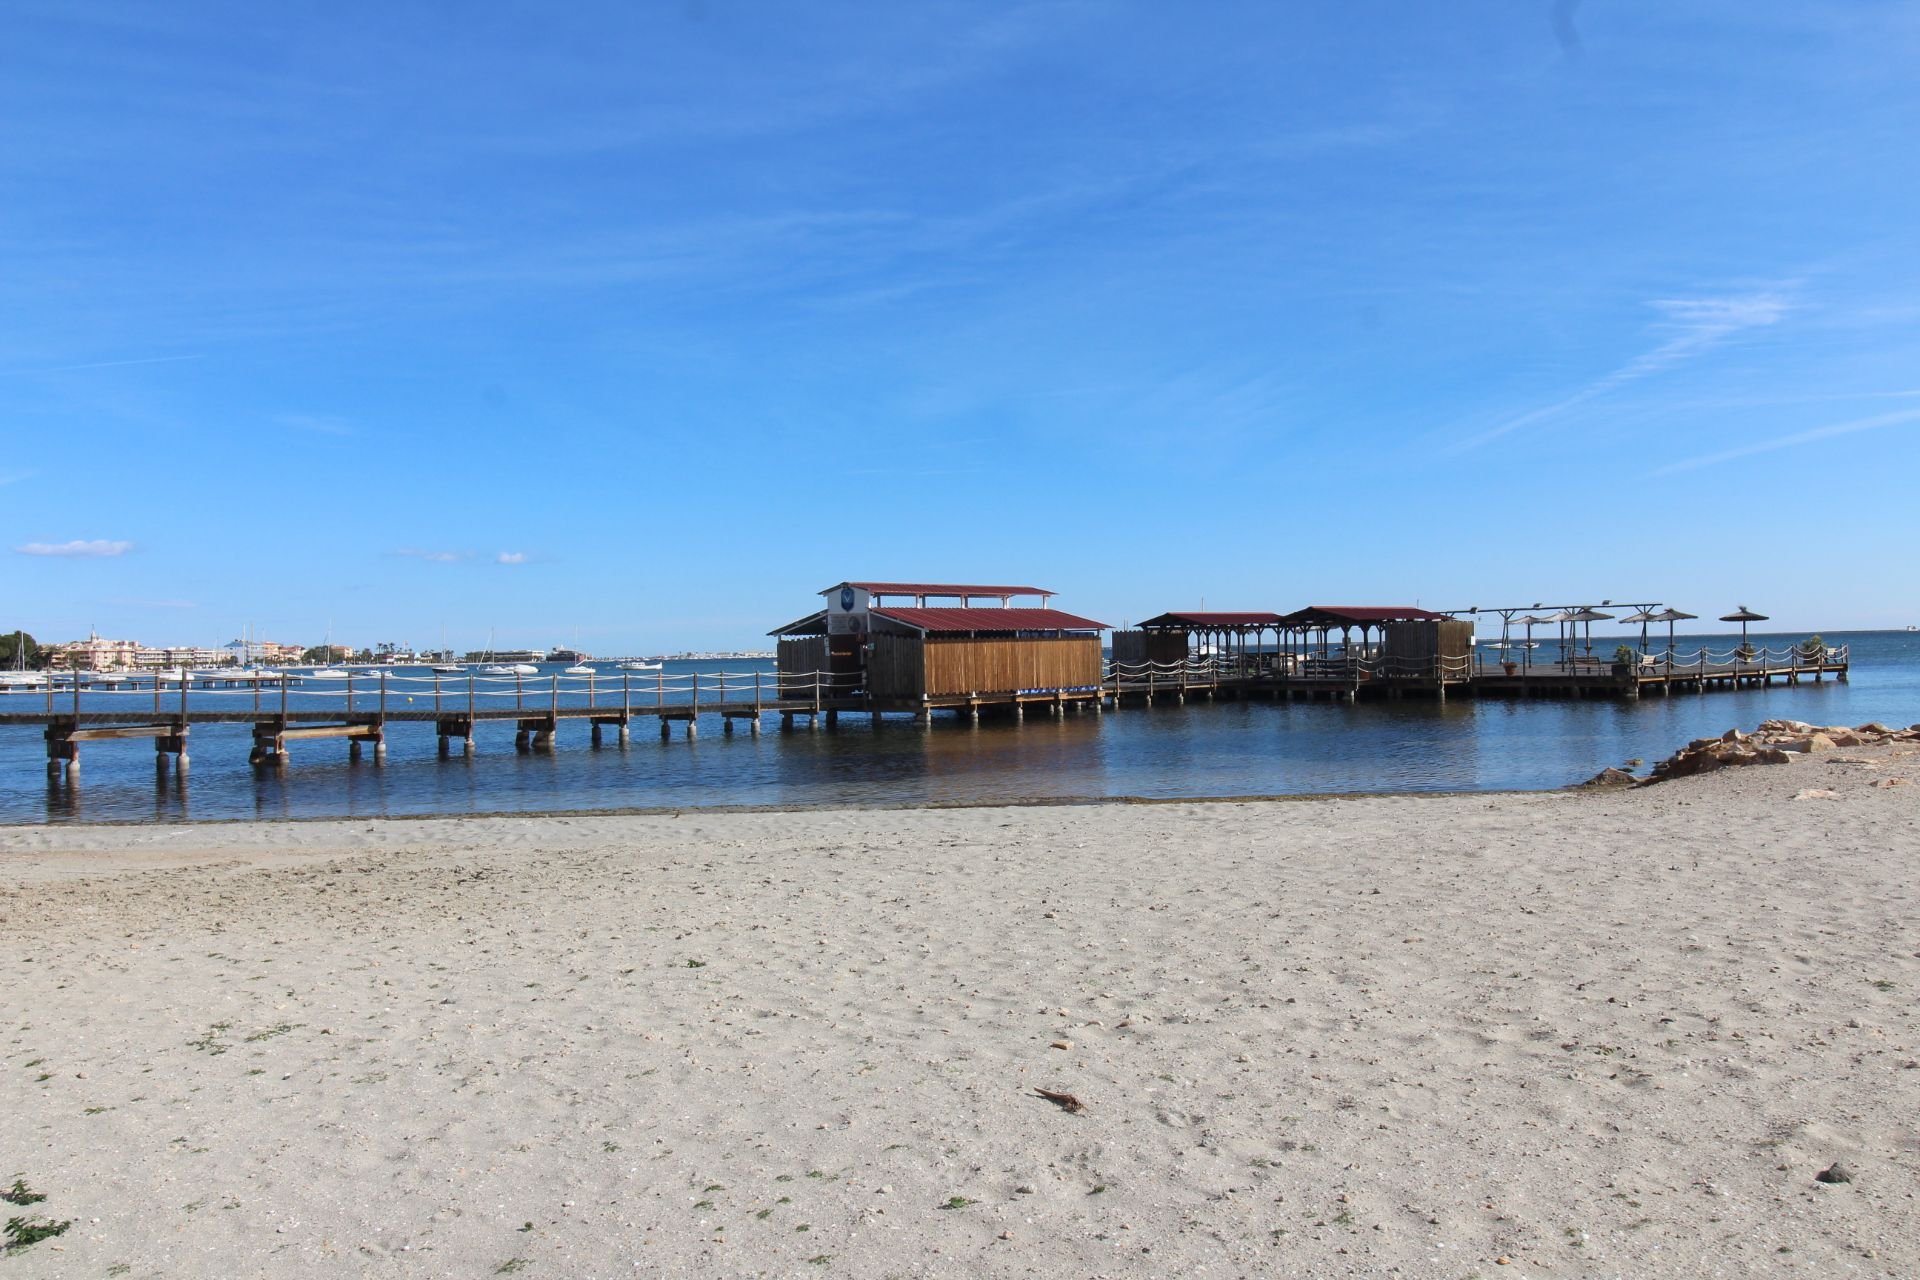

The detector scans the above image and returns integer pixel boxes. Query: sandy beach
[4,739,1918,1278]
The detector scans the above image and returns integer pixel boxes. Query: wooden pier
[5,668,865,780]
[3,645,1850,781]
[1105,644,1849,706]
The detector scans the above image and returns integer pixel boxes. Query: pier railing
[13,666,865,716]
[1471,643,1849,678]
[1106,652,1479,685]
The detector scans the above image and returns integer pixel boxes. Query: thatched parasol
[1511,614,1553,670]
[1720,605,1768,656]
[1648,607,1697,660]
[1618,608,1659,654]
[1562,606,1616,658]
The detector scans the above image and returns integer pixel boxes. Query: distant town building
[46,633,145,671]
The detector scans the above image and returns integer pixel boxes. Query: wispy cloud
[0,469,34,487]
[1653,406,1920,476]
[0,353,203,379]
[277,413,354,436]
[1459,292,1793,451]
[393,547,470,563]
[495,551,529,565]
[16,538,134,557]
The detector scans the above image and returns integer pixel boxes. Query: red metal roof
[824,581,1052,598]
[871,607,1107,634]
[1280,605,1448,626]
[1137,611,1288,629]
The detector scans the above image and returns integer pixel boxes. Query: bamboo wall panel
[777,637,828,698]
[1380,620,1475,671]
[868,634,925,700]
[922,636,1103,697]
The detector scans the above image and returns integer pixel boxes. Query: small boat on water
[618,660,663,671]
[431,663,465,674]
[482,663,540,676]
[307,668,350,679]
[563,664,597,676]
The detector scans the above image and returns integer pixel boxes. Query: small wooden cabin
[1278,606,1471,682]
[771,581,1108,712]
[1116,612,1290,670]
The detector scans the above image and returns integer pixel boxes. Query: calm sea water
[3,630,1917,826]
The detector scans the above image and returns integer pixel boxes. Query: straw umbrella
[1648,607,1697,663]
[1720,606,1768,660]
[1511,614,1551,671]
[1563,606,1615,658]
[1618,608,1659,654]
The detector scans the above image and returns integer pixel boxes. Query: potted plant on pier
[1611,644,1638,676]
[1798,634,1825,665]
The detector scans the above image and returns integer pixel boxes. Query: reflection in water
[2,632,1917,825]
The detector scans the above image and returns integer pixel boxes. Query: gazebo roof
[1278,605,1449,628]
[1136,611,1288,630]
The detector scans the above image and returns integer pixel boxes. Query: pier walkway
[3,668,864,778]
[0,644,1851,779]
[1107,643,1849,704]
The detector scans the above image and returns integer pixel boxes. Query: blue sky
[6,1,1919,652]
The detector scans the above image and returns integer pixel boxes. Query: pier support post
[618,723,630,745]
[781,712,793,730]
[968,705,980,725]
[372,736,386,761]
[723,718,734,735]
[826,709,839,728]
[463,736,475,755]
[913,707,932,726]
[749,717,761,736]
[591,724,603,747]
[532,729,553,751]
[350,739,362,761]
[438,734,450,757]
[660,718,671,740]
[685,719,697,740]
[515,730,530,752]
[1013,703,1024,723]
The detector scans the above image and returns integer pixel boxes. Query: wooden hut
[1118,612,1289,674]
[771,582,1108,715]
[1275,606,1470,686]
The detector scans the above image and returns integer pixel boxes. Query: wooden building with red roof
[771,581,1109,716]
